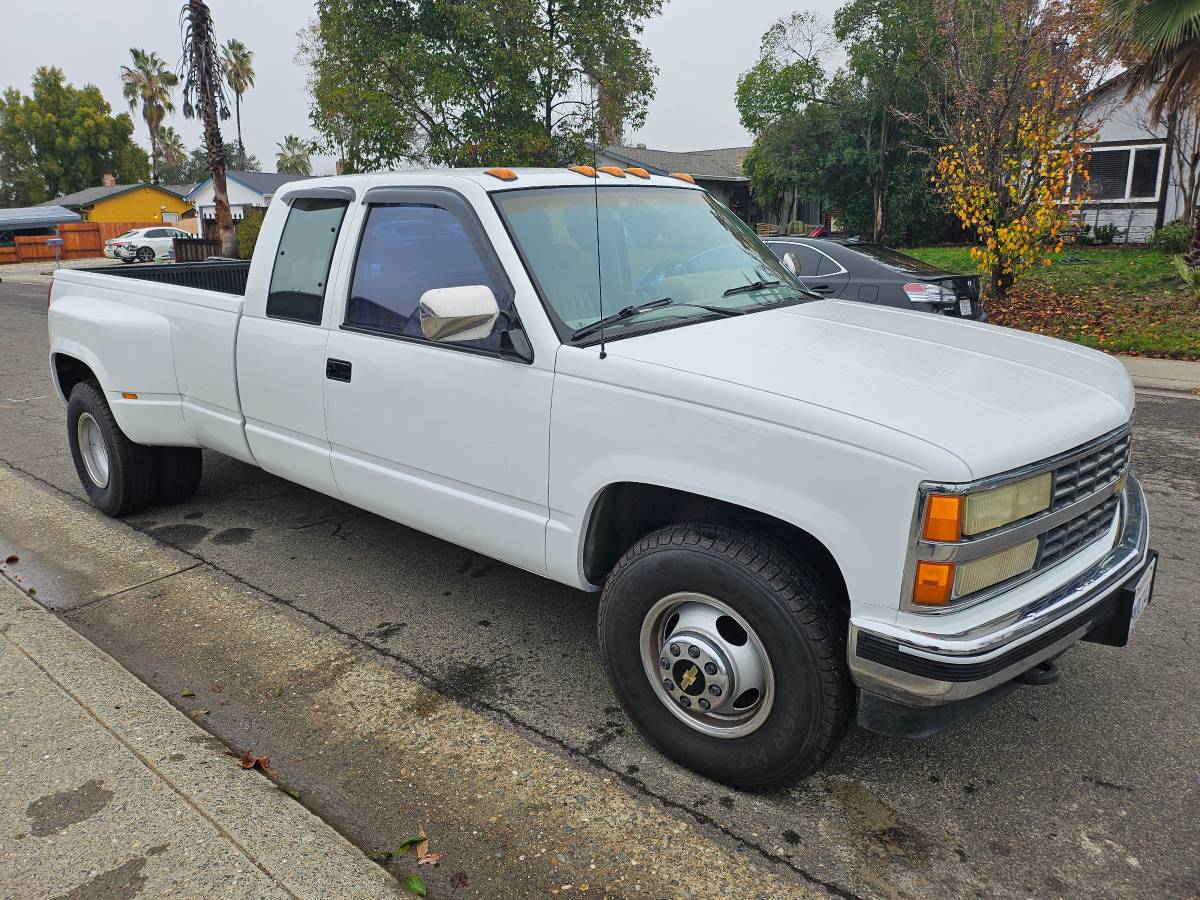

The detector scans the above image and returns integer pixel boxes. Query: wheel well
[53,354,98,399]
[582,482,849,607]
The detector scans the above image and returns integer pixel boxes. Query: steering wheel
[635,257,694,299]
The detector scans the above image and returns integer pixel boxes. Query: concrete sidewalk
[1117,355,1200,395]
[0,577,401,899]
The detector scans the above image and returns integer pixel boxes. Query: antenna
[591,78,606,360]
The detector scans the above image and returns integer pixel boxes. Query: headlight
[953,539,1038,596]
[913,473,1053,607]
[921,472,1051,543]
[962,473,1051,535]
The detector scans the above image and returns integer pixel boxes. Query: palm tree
[220,39,255,170]
[1104,0,1200,266]
[276,135,313,175]
[181,1,237,257]
[157,125,188,182]
[120,49,179,184]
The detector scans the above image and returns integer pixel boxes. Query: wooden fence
[0,220,159,265]
[172,237,223,263]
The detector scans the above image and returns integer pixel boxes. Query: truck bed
[49,264,251,465]
[81,260,251,296]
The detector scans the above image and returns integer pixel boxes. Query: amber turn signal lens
[121,392,139,400]
[922,494,963,542]
[669,172,696,184]
[484,167,518,182]
[913,561,955,606]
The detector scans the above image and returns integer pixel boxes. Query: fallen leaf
[189,708,210,718]
[27,587,35,595]
[229,749,272,773]
[367,851,393,864]
[449,871,469,889]
[402,874,427,897]
[181,689,195,698]
[4,555,17,564]
[396,834,424,855]
[414,826,429,860]
[418,851,441,866]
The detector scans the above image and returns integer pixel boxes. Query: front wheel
[598,522,851,787]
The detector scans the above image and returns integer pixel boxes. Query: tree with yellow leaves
[921,0,1112,305]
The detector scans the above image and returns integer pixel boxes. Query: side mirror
[419,285,499,342]
[782,252,800,276]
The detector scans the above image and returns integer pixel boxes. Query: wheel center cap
[672,659,706,695]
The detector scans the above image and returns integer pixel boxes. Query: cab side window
[345,202,508,352]
[267,198,349,324]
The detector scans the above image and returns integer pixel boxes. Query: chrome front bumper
[849,473,1151,708]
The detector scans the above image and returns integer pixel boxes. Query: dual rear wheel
[66,382,202,516]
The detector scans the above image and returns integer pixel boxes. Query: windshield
[494,186,811,341]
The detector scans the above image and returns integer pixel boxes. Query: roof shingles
[601,145,750,180]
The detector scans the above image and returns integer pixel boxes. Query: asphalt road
[1,280,1197,898]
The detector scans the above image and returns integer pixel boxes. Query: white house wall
[190,178,267,220]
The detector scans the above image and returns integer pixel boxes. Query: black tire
[66,382,158,517]
[154,447,203,505]
[598,522,852,787]
[136,246,155,263]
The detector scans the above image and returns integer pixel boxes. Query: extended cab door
[322,185,554,575]
[236,190,355,496]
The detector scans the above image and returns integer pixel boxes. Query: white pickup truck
[47,168,1156,786]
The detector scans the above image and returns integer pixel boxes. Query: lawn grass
[902,245,1199,358]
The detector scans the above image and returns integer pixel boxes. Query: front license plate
[959,296,973,316]
[1129,557,1157,632]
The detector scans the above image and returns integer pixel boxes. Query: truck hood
[605,299,1134,478]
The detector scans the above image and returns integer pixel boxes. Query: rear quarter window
[266,198,349,324]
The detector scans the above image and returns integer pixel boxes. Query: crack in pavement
[0,455,861,900]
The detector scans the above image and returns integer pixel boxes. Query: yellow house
[40,183,193,225]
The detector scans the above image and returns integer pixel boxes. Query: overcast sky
[2,0,840,178]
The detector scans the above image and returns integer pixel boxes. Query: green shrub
[1091,223,1123,245]
[1175,255,1200,296]
[236,208,266,259]
[1151,220,1191,254]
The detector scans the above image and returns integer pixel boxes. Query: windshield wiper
[722,278,781,297]
[571,298,743,342]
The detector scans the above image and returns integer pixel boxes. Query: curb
[0,575,402,899]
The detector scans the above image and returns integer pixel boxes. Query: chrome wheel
[640,592,775,738]
[76,412,110,488]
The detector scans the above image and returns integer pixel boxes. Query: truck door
[322,186,553,575]
[236,192,354,497]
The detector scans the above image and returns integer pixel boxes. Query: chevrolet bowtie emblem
[680,665,698,690]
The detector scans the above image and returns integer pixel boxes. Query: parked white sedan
[105,227,192,263]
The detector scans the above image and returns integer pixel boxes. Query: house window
[1083,146,1163,201]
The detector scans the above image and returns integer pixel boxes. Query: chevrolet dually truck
[46,167,1157,786]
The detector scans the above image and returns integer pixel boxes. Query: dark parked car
[763,237,985,321]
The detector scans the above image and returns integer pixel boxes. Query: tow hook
[1017,658,1060,686]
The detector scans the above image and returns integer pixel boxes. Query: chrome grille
[1051,432,1131,509]
[1038,494,1120,569]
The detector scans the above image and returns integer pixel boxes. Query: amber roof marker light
[483,168,518,182]
[624,167,651,178]
[597,166,626,178]
[568,164,598,177]
[670,172,697,184]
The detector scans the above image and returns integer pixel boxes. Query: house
[185,171,314,228]
[0,205,80,264]
[598,144,823,229]
[1079,76,1191,243]
[597,145,761,222]
[38,181,192,225]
